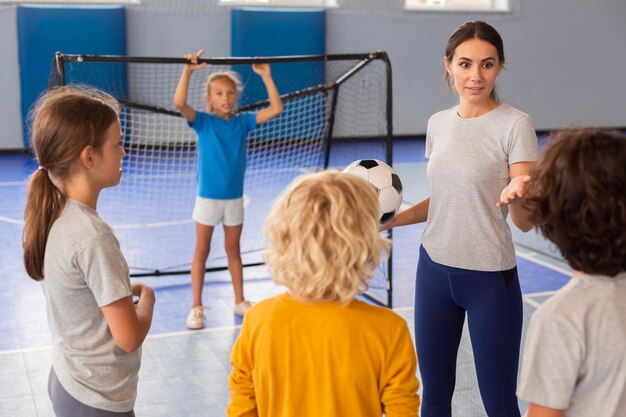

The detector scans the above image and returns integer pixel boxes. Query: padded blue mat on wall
[17,5,126,147]
[231,8,325,108]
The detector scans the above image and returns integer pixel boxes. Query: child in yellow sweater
[227,170,421,417]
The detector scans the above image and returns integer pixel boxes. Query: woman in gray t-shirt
[383,21,537,417]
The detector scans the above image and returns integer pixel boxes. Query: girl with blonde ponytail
[23,86,155,416]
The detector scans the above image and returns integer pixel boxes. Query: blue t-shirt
[190,111,257,199]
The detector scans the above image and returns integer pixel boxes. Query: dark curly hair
[524,129,626,277]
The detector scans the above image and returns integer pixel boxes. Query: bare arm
[252,63,283,125]
[381,197,430,231]
[526,403,565,417]
[173,49,207,123]
[101,282,155,353]
[497,161,535,232]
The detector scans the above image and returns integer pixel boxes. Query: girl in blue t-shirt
[174,49,283,329]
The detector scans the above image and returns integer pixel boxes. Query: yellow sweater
[228,293,420,417]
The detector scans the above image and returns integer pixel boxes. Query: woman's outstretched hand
[496,175,531,207]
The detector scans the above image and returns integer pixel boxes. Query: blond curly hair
[265,170,391,305]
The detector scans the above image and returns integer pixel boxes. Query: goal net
[48,52,394,306]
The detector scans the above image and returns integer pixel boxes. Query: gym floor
[0,138,572,416]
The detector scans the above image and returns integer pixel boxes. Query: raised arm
[380,197,430,231]
[101,282,155,353]
[496,161,536,232]
[174,49,207,123]
[252,63,283,125]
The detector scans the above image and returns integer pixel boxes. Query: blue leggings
[415,245,522,417]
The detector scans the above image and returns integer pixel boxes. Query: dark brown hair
[444,20,505,101]
[525,129,626,277]
[23,87,119,281]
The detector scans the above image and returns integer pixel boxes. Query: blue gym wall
[1,0,625,150]
[17,5,126,147]
[231,8,325,107]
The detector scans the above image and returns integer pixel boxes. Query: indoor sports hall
[1,1,624,416]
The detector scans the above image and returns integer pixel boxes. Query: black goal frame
[51,51,395,308]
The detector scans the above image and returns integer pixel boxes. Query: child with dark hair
[517,129,626,417]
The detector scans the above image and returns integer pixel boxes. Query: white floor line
[0,252,566,355]
[0,181,26,186]
[0,295,559,356]
[523,297,542,309]
[112,219,193,229]
[147,324,242,339]
[0,344,51,356]
[515,250,572,276]
[524,290,558,298]
[0,325,244,356]
[514,248,535,257]
[1,215,196,228]
[395,292,555,312]
[0,215,24,225]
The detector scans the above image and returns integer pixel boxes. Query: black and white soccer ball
[342,159,403,225]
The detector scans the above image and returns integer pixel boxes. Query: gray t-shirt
[422,103,537,271]
[517,272,626,416]
[43,199,139,413]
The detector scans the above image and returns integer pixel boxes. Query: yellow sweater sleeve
[380,321,421,417]
[227,318,258,417]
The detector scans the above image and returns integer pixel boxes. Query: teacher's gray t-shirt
[43,199,139,413]
[422,103,537,271]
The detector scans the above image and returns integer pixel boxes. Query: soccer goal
[48,52,395,307]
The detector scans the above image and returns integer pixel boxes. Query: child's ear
[80,145,95,169]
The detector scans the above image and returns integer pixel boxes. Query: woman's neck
[457,98,500,118]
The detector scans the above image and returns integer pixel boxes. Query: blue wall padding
[17,5,127,147]
[231,8,325,108]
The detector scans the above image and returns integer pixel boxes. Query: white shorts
[192,196,244,227]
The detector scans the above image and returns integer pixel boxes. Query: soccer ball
[342,159,403,225]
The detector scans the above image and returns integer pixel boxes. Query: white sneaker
[234,300,254,316]
[186,306,205,330]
